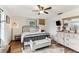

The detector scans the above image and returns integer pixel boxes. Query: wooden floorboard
[9,40,22,53]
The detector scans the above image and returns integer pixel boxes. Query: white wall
[45,17,58,36]
[11,18,27,35]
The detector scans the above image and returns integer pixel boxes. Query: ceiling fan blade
[44,7,52,10]
[44,11,48,14]
[37,5,41,9]
[37,5,44,10]
[41,6,44,10]
[32,10,39,12]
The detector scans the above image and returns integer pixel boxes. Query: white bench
[24,37,51,51]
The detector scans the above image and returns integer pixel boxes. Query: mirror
[62,16,79,33]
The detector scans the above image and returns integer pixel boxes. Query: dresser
[54,32,79,52]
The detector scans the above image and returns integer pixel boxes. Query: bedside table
[15,34,21,41]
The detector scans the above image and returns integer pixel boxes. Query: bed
[21,26,51,51]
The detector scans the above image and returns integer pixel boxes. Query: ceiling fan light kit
[40,11,44,13]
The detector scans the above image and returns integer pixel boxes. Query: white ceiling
[1,5,79,20]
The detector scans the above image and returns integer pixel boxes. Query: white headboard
[22,26,30,32]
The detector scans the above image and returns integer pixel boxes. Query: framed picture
[6,15,10,24]
[39,19,45,25]
[30,20,37,27]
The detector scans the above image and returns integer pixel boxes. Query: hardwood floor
[9,40,77,53]
[9,41,22,53]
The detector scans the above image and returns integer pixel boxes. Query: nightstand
[15,34,21,41]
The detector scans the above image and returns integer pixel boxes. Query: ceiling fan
[32,5,52,15]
